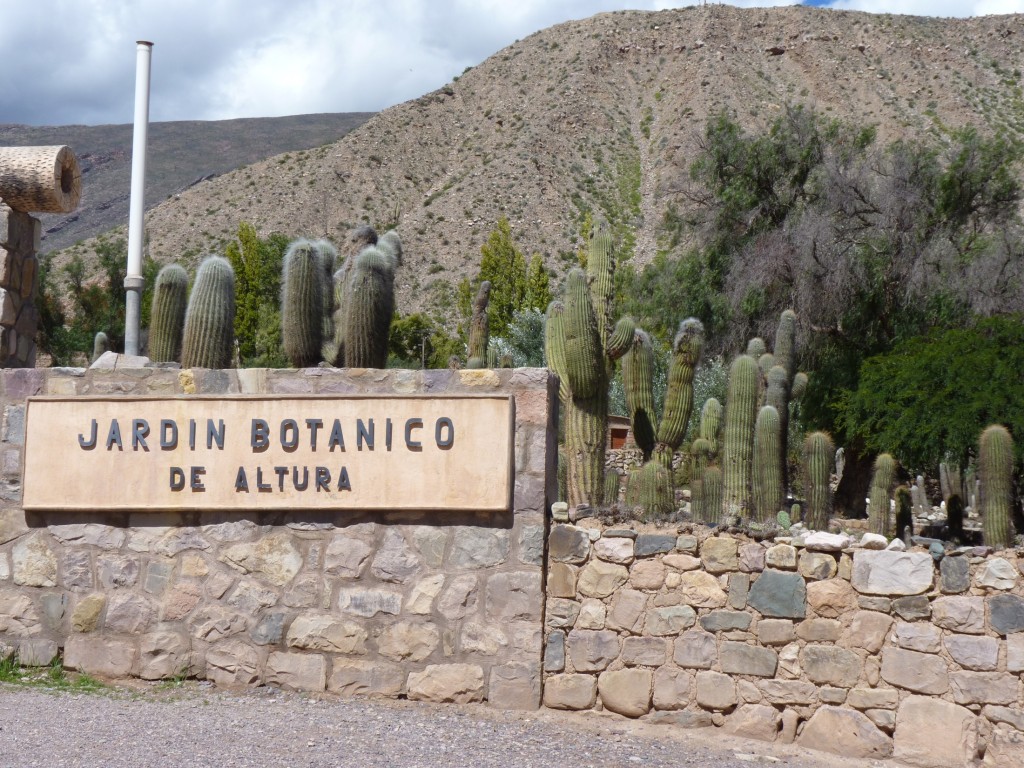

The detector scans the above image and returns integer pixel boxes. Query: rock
[550,502,569,522]
[944,635,998,670]
[982,704,1024,732]
[545,598,580,629]
[725,704,781,742]
[607,588,647,633]
[598,668,652,717]
[12,534,57,587]
[161,581,203,621]
[673,630,717,669]
[593,537,634,564]
[700,610,751,633]
[795,618,841,642]
[486,571,541,622]
[757,679,817,705]
[645,605,697,636]
[881,648,949,694]
[286,614,368,654]
[407,574,445,614]
[765,544,797,570]
[377,620,440,662]
[411,526,447,568]
[448,527,509,569]
[806,578,856,619]
[328,659,405,698]
[543,673,596,709]
[976,557,1018,590]
[60,550,92,590]
[798,552,838,581]
[843,610,892,653]
[675,534,699,553]
[517,525,544,566]
[892,621,942,653]
[105,592,155,633]
[437,574,480,620]
[488,662,541,710]
[137,631,190,680]
[265,651,326,691]
[886,538,906,551]
[16,638,57,667]
[220,534,302,586]
[647,710,714,728]
[634,534,676,557]
[747,569,805,618]
[144,560,174,594]
[546,562,577,598]
[893,695,979,768]
[780,708,799,743]
[866,708,896,732]
[848,687,899,709]
[64,635,135,678]
[804,532,851,551]
[851,550,933,596]
[153,528,212,556]
[407,664,484,703]
[984,725,1024,767]
[932,595,985,633]
[603,528,637,539]
[757,619,795,646]
[700,538,739,573]
[720,642,778,677]
[71,594,105,633]
[652,667,693,710]
[728,572,750,610]
[337,587,403,618]
[47,523,125,549]
[949,671,1019,705]
[567,629,619,672]
[989,593,1024,635]
[677,570,728,608]
[663,554,701,571]
[324,534,372,577]
[189,606,248,642]
[226,579,278,615]
[250,612,286,645]
[695,670,737,710]
[739,543,766,572]
[892,594,931,620]
[548,524,590,563]
[629,559,668,590]
[1007,633,1024,673]
[544,630,565,672]
[940,555,970,593]
[621,637,668,667]
[858,595,892,612]
[801,644,863,687]
[799,706,892,759]
[576,598,605,629]
[819,686,847,704]
[205,640,260,687]
[859,532,888,550]
[577,559,629,598]
[778,642,801,678]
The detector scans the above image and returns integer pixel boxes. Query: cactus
[324,227,379,367]
[557,446,567,503]
[774,309,797,380]
[181,256,235,369]
[791,371,808,400]
[746,337,767,358]
[498,353,513,368]
[377,230,403,270]
[699,398,723,455]
[946,492,963,542]
[622,329,656,459]
[92,331,109,363]
[752,405,783,522]
[790,502,802,523]
[625,461,673,520]
[722,354,759,523]
[777,508,792,531]
[765,364,790,491]
[803,431,834,530]
[281,240,325,367]
[979,424,1014,549]
[895,486,914,542]
[690,437,713,523]
[702,465,723,525]
[467,281,491,369]
[313,240,338,360]
[604,470,622,505]
[868,453,897,536]
[343,247,395,368]
[148,263,189,362]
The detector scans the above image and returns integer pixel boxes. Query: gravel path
[0,683,893,768]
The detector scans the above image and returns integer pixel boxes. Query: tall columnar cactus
[774,309,797,380]
[690,437,714,523]
[622,329,656,457]
[324,227,380,367]
[604,470,622,505]
[722,354,759,523]
[771,309,804,491]
[466,281,491,369]
[979,424,1014,549]
[746,337,767,358]
[181,256,236,369]
[92,331,109,363]
[802,431,834,530]
[544,224,633,508]
[703,465,723,525]
[343,246,395,368]
[699,398,722,455]
[752,405,783,522]
[314,239,338,357]
[148,263,189,363]
[868,453,897,536]
[377,229,403,269]
[625,461,673,520]
[281,240,325,367]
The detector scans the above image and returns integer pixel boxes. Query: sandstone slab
[577,559,629,598]
[206,640,259,687]
[567,629,620,672]
[724,704,780,742]
[700,537,738,573]
[799,706,892,759]
[265,651,326,691]
[544,673,597,710]
[851,550,933,596]
[719,642,777,678]
[881,648,948,694]
[407,664,484,703]
[801,644,863,687]
[676,570,727,609]
[695,670,736,710]
[893,695,979,768]
[328,659,405,698]
[673,630,717,669]
[652,667,693,710]
[598,668,652,717]
[932,595,985,634]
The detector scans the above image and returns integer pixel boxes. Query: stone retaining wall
[0,205,40,367]
[543,518,1024,767]
[0,366,555,709]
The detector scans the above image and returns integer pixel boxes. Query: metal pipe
[124,40,153,357]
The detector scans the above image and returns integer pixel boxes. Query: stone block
[489,662,540,710]
[324,534,372,577]
[795,618,840,642]
[699,610,751,633]
[634,534,675,557]
[892,594,931,620]
[673,630,717,669]
[546,562,577,598]
[543,673,597,710]
[407,574,445,614]
[944,634,998,671]
[647,710,714,728]
[460,621,508,656]
[577,559,629,598]
[65,635,135,678]
[940,555,970,593]
[676,570,727,608]
[806,578,857,619]
[984,725,1024,767]
[949,671,1019,705]
[105,592,156,634]
[411,526,447,568]
[606,588,647,633]
[720,642,777,677]
[545,598,580,629]
[989,593,1024,635]
[799,706,892,759]
[328,659,405,698]
[765,544,797,569]
[881,648,948,694]
[17,638,57,667]
[843,610,892,653]
[819,686,847,704]
[848,687,899,710]
[663,554,701,571]
[695,670,736,710]
[724,704,780,742]
[893,696,979,768]
[205,640,260,687]
[12,533,57,587]
[798,551,838,581]
[675,534,698,554]
[487,571,541,622]
[265,651,326,692]
[567,629,619,672]
[652,667,692,710]
[739,543,766,573]
[858,595,892,612]
[138,631,189,680]
[544,631,565,672]
[801,644,863,687]
[756,679,817,705]
[727,572,749,610]
[982,704,1024,732]
[220,534,302,586]
[628,559,667,590]
[757,619,795,646]
[1007,633,1024,673]
[932,595,985,634]
[436,575,480,620]
[892,621,941,653]
[407,663,484,703]
[448,527,509,570]
[593,537,634,564]
[851,550,933,596]
[548,525,590,563]
[598,668,652,717]
[976,557,1018,590]
[576,598,605,629]
[71,594,104,632]
[747,569,805,618]
[251,612,286,645]
[645,605,696,636]
[700,537,738,573]
[377,621,439,662]
[621,637,668,667]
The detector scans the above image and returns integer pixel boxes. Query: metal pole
[124,40,153,357]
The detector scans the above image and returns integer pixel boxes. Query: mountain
[0,113,373,253]
[47,5,1024,319]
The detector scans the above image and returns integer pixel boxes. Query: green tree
[225,222,290,367]
[476,216,527,337]
[525,253,552,312]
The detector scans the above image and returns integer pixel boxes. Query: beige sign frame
[22,395,514,512]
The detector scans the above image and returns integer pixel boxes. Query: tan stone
[287,614,368,654]
[653,667,693,710]
[984,725,1024,767]
[162,581,203,621]
[607,588,646,633]
[593,537,634,564]
[881,648,949,694]
[407,663,484,703]
[757,679,817,705]
[205,640,259,687]
[0,510,28,546]
[377,620,439,662]
[544,673,597,710]
[598,668,652,717]
[757,619,795,646]
[949,671,1019,705]
[220,534,302,586]
[328,660,405,698]
[798,551,838,581]
[180,554,209,577]
[724,704,781,742]
[265,651,326,691]
[893,695,979,768]
[460,621,508,655]
[663,554,701,571]
[892,621,942,652]
[64,635,135,678]
[488,662,541,710]
[700,537,739,573]
[765,544,797,569]
[806,578,857,618]
[696,670,737,710]
[801,644,863,687]
[137,631,190,680]
[324,534,373,577]
[795,618,841,642]
[407,574,445,614]
[628,559,667,590]
[843,610,893,653]
[546,562,577,598]
[437,574,480,620]
[12,533,57,587]
[677,571,727,608]
[567,629,619,672]
[104,592,156,633]
[577,559,629,598]
[576,598,605,629]
[799,706,893,759]
[71,594,105,632]
[620,637,669,666]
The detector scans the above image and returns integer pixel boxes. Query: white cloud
[816,0,1023,16]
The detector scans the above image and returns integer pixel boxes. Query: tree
[477,216,528,337]
[225,222,291,367]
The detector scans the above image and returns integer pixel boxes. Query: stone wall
[543,518,1024,767]
[0,366,555,709]
[0,204,40,367]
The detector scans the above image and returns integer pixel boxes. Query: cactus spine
[722,354,759,522]
[467,281,491,369]
[343,246,395,368]
[703,465,723,524]
[181,256,236,369]
[802,431,834,530]
[753,405,783,522]
[868,453,897,536]
[281,240,325,367]
[149,263,189,363]
[699,398,722,455]
[979,424,1014,549]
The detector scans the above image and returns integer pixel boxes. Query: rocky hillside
[56,5,1024,319]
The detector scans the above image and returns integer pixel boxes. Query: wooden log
[0,145,81,214]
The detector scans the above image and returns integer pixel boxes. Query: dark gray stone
[719,642,778,677]
[989,594,1024,635]
[728,572,750,610]
[893,595,931,620]
[604,529,637,539]
[251,612,287,645]
[40,593,67,628]
[549,525,590,564]
[635,535,676,557]
[747,569,806,619]
[700,610,752,633]
[940,556,970,594]
[544,630,565,672]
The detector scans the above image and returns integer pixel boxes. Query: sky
[1,0,1021,126]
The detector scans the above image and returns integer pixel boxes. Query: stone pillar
[0,203,40,367]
